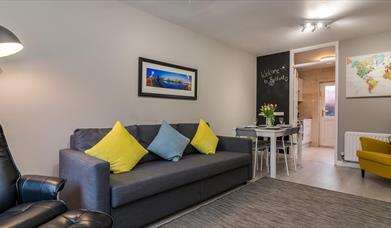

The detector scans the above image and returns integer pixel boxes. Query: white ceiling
[127,0,391,56]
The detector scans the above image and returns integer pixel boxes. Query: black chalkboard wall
[257,51,290,125]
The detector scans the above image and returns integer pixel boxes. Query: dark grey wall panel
[257,52,290,124]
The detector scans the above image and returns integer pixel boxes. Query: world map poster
[346,51,391,98]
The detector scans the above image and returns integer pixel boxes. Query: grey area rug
[161,178,391,228]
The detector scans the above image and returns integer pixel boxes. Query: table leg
[270,136,277,178]
[297,132,302,166]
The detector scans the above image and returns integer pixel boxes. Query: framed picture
[346,51,391,98]
[138,57,197,100]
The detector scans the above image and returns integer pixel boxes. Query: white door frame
[289,41,339,165]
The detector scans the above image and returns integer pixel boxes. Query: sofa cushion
[0,200,67,227]
[136,124,161,148]
[147,121,190,162]
[191,119,219,155]
[136,124,179,164]
[85,121,148,174]
[71,125,138,151]
[110,151,250,208]
[177,123,198,139]
[177,123,199,155]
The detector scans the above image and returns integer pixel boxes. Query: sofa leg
[361,169,365,178]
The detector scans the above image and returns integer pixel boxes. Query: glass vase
[265,116,275,127]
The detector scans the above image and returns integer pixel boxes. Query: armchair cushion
[360,137,391,154]
[357,150,391,166]
[0,200,67,227]
[39,209,113,228]
[0,125,20,213]
[17,175,65,204]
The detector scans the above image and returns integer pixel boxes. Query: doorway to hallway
[319,82,336,147]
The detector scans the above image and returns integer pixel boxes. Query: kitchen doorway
[290,42,338,165]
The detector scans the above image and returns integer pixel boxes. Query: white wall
[0,1,256,175]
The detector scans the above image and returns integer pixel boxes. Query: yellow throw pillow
[85,121,148,174]
[191,119,219,155]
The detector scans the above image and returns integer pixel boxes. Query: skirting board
[335,160,360,168]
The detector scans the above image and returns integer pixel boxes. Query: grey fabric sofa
[59,123,252,228]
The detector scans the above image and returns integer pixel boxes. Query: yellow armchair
[357,137,391,179]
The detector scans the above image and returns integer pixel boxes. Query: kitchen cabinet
[302,118,312,145]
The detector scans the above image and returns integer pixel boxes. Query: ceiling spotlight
[301,23,316,32]
[300,20,332,33]
[316,22,324,28]
[311,25,316,32]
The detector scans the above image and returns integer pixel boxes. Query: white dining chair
[235,128,269,173]
[260,127,300,176]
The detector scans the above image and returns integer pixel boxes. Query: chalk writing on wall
[257,51,290,124]
[260,64,289,87]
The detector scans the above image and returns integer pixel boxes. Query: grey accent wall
[0,1,256,175]
[338,31,391,160]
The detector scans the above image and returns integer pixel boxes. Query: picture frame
[346,51,391,98]
[138,57,198,100]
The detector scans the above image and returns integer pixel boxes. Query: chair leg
[260,149,263,172]
[291,137,297,171]
[284,148,289,176]
[361,169,365,178]
[293,149,297,171]
[255,137,259,172]
[282,140,289,176]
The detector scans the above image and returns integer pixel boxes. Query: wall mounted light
[301,20,331,33]
[320,56,336,62]
[0,25,23,58]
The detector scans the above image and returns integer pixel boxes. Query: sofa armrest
[217,136,252,154]
[217,136,253,180]
[17,175,65,203]
[59,149,111,214]
[360,137,391,154]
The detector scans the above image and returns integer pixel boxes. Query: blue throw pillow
[147,121,190,162]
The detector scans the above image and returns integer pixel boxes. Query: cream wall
[298,67,335,146]
[0,1,256,175]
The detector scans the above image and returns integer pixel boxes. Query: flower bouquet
[260,103,277,127]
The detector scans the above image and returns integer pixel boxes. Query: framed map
[346,51,391,98]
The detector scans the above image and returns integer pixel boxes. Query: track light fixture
[301,20,331,32]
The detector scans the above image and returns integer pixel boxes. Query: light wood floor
[258,146,391,203]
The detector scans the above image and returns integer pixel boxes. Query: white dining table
[234,126,302,179]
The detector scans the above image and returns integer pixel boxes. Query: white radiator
[344,131,391,162]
